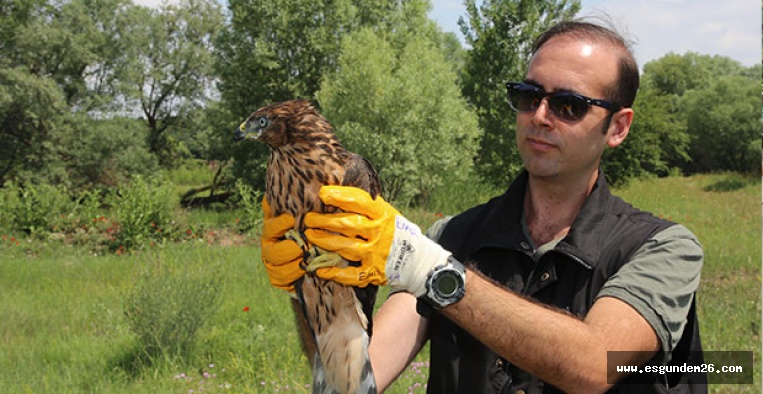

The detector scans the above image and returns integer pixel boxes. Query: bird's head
[235,99,333,149]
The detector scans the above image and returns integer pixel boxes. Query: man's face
[516,36,632,181]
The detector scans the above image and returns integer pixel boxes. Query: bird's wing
[339,153,381,334]
[342,153,381,200]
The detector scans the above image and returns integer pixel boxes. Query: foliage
[124,252,222,362]
[643,52,753,97]
[108,176,177,251]
[0,182,74,237]
[216,0,438,190]
[0,0,48,64]
[615,52,763,181]
[0,169,252,252]
[217,0,430,115]
[458,0,580,188]
[317,28,481,204]
[683,75,761,174]
[0,66,70,187]
[0,0,223,186]
[4,0,131,110]
[117,0,224,167]
[602,87,690,185]
[0,0,759,208]
[62,117,159,190]
[0,0,155,187]
[231,179,263,235]
[0,182,114,249]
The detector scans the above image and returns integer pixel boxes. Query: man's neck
[523,171,598,247]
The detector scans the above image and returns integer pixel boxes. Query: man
[261,20,705,393]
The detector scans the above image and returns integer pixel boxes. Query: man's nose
[531,97,554,128]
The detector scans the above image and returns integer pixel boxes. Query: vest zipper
[556,249,593,270]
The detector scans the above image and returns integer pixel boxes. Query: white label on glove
[386,216,450,296]
[386,216,420,286]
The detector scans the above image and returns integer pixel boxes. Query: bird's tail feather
[312,342,376,394]
[313,332,378,394]
[300,275,377,394]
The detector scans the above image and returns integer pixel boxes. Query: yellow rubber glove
[304,186,452,296]
[261,197,304,292]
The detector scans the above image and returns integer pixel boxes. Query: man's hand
[304,186,452,297]
[260,198,304,292]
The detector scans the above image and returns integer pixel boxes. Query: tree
[317,28,481,204]
[0,0,80,187]
[118,0,223,167]
[643,52,749,97]
[62,117,158,190]
[7,0,136,111]
[216,0,439,189]
[635,52,761,177]
[216,0,408,119]
[0,0,49,68]
[683,75,760,174]
[0,66,69,187]
[459,0,579,188]
[602,87,689,185]
[0,0,150,187]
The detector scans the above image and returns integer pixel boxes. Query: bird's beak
[234,120,250,142]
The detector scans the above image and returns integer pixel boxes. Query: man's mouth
[527,137,556,151]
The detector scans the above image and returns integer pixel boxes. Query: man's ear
[606,108,633,148]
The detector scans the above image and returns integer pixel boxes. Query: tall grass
[124,251,223,364]
[0,173,759,393]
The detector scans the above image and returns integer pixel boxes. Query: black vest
[424,171,706,393]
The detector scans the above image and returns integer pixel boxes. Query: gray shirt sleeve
[596,224,703,358]
[426,216,453,242]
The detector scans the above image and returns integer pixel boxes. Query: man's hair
[531,19,640,109]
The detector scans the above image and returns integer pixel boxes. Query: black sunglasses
[506,82,622,123]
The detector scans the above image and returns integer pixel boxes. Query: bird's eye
[257,117,269,128]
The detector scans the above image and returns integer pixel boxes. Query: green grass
[0,173,759,393]
[615,173,761,393]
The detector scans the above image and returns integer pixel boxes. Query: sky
[428,0,761,68]
[134,0,761,68]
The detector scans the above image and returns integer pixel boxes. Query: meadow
[0,172,759,393]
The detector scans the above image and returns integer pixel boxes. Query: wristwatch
[424,256,466,309]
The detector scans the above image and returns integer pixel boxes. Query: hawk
[236,99,379,394]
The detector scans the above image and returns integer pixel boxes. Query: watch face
[426,258,466,309]
[436,274,459,296]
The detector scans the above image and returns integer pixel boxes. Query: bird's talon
[285,229,340,271]
[305,252,344,272]
[285,229,305,246]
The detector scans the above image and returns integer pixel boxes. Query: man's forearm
[440,270,658,393]
[369,292,429,391]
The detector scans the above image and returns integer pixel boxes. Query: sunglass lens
[509,86,542,112]
[548,95,588,122]
[507,84,594,122]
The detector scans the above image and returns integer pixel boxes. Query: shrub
[63,116,159,190]
[232,179,263,235]
[124,253,222,362]
[108,176,177,250]
[0,184,17,234]
[0,182,74,237]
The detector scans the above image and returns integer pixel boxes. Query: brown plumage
[237,99,379,394]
